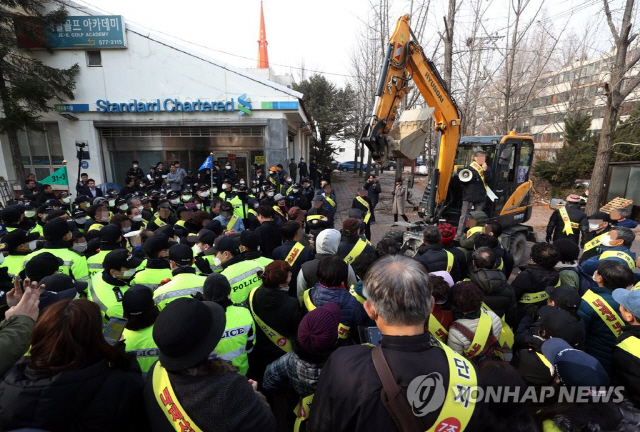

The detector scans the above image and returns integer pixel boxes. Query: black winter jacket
[337,235,375,261]
[415,244,462,282]
[272,240,314,297]
[511,265,560,320]
[470,268,517,327]
[253,221,283,257]
[612,325,640,407]
[546,203,588,245]
[0,358,147,431]
[460,165,491,202]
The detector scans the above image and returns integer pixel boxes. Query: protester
[611,287,640,406]
[611,207,637,229]
[0,299,147,431]
[254,205,283,256]
[272,221,313,297]
[337,217,375,264]
[307,255,483,431]
[546,195,588,246]
[144,297,275,431]
[415,225,462,281]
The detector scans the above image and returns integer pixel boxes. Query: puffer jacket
[511,265,560,320]
[447,310,502,362]
[307,283,365,331]
[580,245,637,277]
[470,268,517,327]
[612,324,640,407]
[578,285,623,374]
[415,244,462,282]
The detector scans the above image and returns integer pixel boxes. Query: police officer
[130,234,173,290]
[230,185,251,225]
[153,243,207,310]
[286,183,309,211]
[239,230,273,268]
[196,184,212,212]
[167,191,181,211]
[218,179,235,201]
[189,229,222,274]
[22,217,89,282]
[22,202,38,231]
[217,237,264,305]
[223,163,237,183]
[57,192,72,215]
[204,273,256,376]
[301,178,314,207]
[122,285,160,376]
[546,194,588,246]
[0,229,40,278]
[71,209,87,234]
[87,225,127,278]
[260,187,276,207]
[88,248,143,320]
[30,204,52,237]
[75,194,92,213]
[1,205,25,233]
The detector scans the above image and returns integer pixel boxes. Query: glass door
[216,152,248,184]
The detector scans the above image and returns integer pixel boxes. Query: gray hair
[363,255,432,326]
[614,208,631,219]
[612,226,635,247]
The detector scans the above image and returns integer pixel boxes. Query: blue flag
[199,155,213,171]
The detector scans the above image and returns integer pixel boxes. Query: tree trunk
[585,100,618,214]
[442,0,457,88]
[0,71,26,187]
[503,1,520,133]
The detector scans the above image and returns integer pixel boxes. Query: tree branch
[603,0,620,44]
[620,74,640,100]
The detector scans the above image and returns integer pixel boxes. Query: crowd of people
[0,158,640,432]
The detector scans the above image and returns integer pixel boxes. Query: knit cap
[298,302,341,353]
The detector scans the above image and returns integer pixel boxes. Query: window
[86,50,102,67]
[18,123,64,181]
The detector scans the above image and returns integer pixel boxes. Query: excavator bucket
[386,107,435,161]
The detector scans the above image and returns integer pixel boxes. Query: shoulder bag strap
[371,345,424,432]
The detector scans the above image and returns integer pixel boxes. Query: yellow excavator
[360,15,536,263]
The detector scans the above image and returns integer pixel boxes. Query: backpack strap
[371,345,424,432]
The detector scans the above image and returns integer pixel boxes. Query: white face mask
[199,191,210,198]
[212,188,218,194]
[267,192,274,197]
[121,268,137,278]
[600,234,612,247]
[175,237,181,244]
[182,195,192,201]
[137,206,144,211]
[24,211,36,218]
[588,223,601,231]
[225,165,231,170]
[132,214,142,222]
[171,199,180,205]
[293,188,300,193]
[100,216,110,223]
[196,204,202,210]
[213,257,222,266]
[72,243,87,254]
[192,244,202,255]
[75,217,87,225]
[108,200,116,207]
[120,204,128,211]
[122,227,132,233]
[239,180,246,185]
[62,197,71,204]
[0,253,4,264]
[28,240,38,251]
[133,164,138,168]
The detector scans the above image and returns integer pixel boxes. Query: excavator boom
[361,15,461,217]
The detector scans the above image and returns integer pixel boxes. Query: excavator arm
[361,15,461,219]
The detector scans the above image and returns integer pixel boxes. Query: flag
[40,166,68,185]
[199,155,213,171]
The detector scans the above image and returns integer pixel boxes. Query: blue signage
[81,161,89,169]
[46,16,126,49]
[55,104,90,112]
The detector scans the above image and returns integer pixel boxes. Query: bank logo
[238,94,252,116]
[407,372,446,417]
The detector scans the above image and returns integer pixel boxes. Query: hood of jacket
[470,268,507,295]
[316,229,341,255]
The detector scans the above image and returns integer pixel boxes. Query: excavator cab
[420,133,534,227]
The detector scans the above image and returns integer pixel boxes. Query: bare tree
[439,0,461,87]
[586,0,640,214]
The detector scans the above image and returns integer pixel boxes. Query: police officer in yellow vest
[611,287,640,405]
[579,212,612,264]
[0,229,40,278]
[273,221,313,297]
[153,243,207,310]
[217,236,264,305]
[459,210,488,251]
[87,225,124,278]
[88,248,143,320]
[337,218,374,266]
[229,185,251,226]
[238,230,273,268]
[189,229,223,275]
[1,205,26,233]
[29,204,52,237]
[203,273,255,376]
[546,194,588,246]
[122,285,160,377]
[130,234,173,290]
[23,217,90,283]
[580,226,637,275]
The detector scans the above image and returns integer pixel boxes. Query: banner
[40,166,68,185]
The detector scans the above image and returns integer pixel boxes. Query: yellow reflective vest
[87,273,130,320]
[153,271,207,310]
[123,325,158,377]
[23,247,89,282]
[213,305,255,376]
[222,260,264,305]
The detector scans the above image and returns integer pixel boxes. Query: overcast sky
[75,0,627,87]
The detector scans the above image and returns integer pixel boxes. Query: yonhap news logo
[407,373,446,417]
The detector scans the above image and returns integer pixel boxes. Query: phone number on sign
[99,40,123,46]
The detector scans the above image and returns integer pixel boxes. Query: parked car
[339,161,368,172]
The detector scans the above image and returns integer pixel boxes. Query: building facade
[0,2,313,190]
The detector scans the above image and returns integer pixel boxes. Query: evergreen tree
[0,0,79,186]
[293,75,354,165]
[534,113,597,188]
[611,105,640,162]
